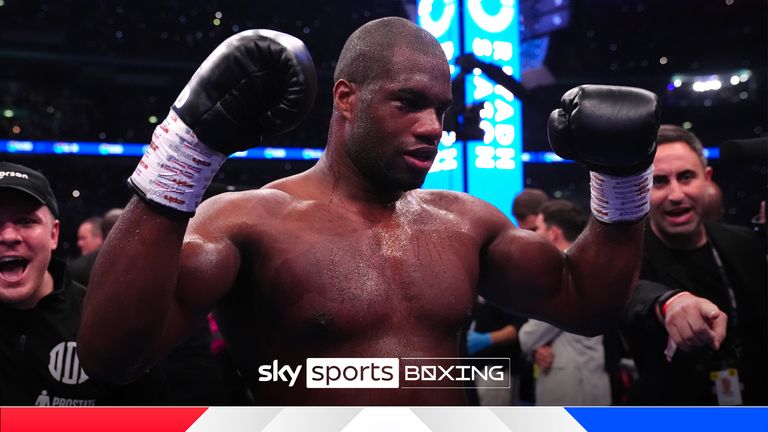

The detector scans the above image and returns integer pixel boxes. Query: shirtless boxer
[79,17,659,405]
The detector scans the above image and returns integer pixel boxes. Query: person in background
[511,188,549,231]
[519,199,612,406]
[0,161,164,405]
[76,217,103,257]
[622,124,767,405]
[69,216,104,285]
[69,209,122,286]
[701,180,724,223]
[101,208,124,239]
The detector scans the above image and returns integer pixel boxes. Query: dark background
[0,0,765,257]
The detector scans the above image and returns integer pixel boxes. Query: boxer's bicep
[162,220,242,345]
[479,225,577,327]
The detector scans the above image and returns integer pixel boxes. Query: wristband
[657,290,686,318]
[128,112,226,215]
[590,165,653,223]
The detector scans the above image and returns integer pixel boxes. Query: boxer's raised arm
[78,29,316,383]
[480,85,658,335]
[478,212,643,335]
[78,196,239,383]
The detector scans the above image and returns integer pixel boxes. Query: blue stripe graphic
[566,407,768,432]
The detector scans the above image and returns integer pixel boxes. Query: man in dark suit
[69,209,122,286]
[622,125,766,405]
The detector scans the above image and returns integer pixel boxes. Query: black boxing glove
[129,29,317,215]
[547,85,660,223]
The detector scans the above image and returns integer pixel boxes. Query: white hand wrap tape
[589,165,653,223]
[129,112,226,213]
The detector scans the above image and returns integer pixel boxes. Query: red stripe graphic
[0,407,207,432]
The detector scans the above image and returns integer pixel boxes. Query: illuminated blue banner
[0,140,323,160]
[0,139,720,162]
[463,0,523,218]
[1,140,149,156]
[418,0,465,192]
[417,0,462,80]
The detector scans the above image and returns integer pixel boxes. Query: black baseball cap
[0,161,59,219]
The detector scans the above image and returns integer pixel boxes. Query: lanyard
[709,243,740,330]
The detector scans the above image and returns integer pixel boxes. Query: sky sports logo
[258,357,510,389]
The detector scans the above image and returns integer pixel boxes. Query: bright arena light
[739,71,751,82]
[692,79,722,92]
[670,69,752,94]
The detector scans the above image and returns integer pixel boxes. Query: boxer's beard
[346,100,428,193]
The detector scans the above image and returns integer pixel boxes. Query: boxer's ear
[333,79,357,121]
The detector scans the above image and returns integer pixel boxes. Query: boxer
[79,17,658,405]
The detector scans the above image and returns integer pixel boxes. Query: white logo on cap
[0,171,29,180]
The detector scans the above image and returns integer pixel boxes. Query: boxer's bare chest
[243,196,480,342]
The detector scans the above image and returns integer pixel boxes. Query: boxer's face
[649,142,712,248]
[346,47,452,192]
[0,191,59,309]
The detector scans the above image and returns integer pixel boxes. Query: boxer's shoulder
[187,188,298,240]
[411,188,479,210]
[411,189,512,230]
[198,188,295,217]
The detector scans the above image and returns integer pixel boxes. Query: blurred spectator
[622,125,767,405]
[76,216,103,256]
[519,199,611,406]
[701,181,724,223]
[101,208,124,239]
[69,209,122,286]
[511,188,549,230]
[69,216,104,285]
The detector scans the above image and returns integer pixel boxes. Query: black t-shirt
[668,245,731,314]
[0,258,166,405]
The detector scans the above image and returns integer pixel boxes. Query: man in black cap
[0,161,163,405]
